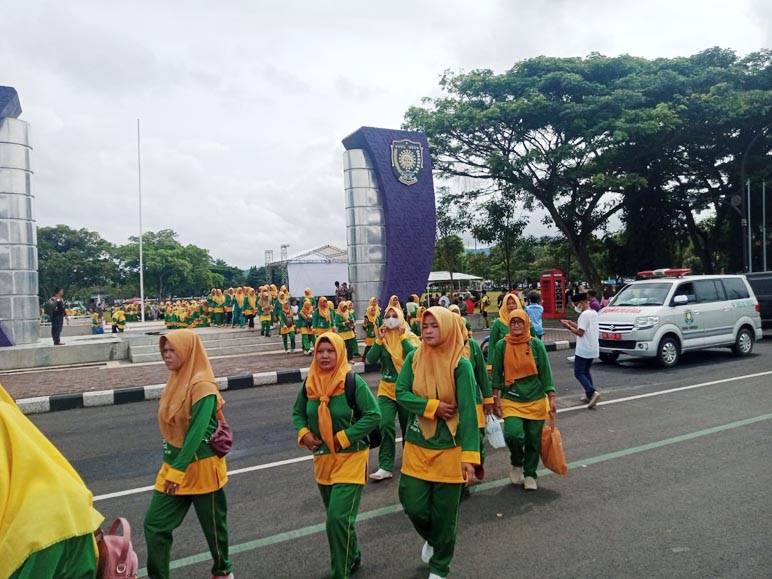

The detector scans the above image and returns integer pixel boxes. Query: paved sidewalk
[1,327,575,413]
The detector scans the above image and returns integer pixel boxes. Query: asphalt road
[30,340,772,579]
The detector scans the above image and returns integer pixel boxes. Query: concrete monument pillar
[0,87,39,346]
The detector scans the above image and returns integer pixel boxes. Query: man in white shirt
[560,292,600,408]
[438,291,450,308]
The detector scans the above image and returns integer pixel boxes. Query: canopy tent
[428,271,483,282]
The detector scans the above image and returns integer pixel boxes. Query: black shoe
[350,554,362,575]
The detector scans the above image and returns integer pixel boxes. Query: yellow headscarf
[0,385,104,578]
[259,290,273,311]
[300,298,314,320]
[278,291,287,305]
[382,305,420,373]
[416,306,426,324]
[305,333,351,455]
[410,294,419,303]
[336,301,349,318]
[411,307,465,439]
[388,295,400,309]
[366,297,381,324]
[449,306,472,359]
[247,288,257,310]
[317,296,332,323]
[158,331,224,447]
[498,292,522,325]
[304,288,314,299]
[503,309,538,384]
[282,301,293,316]
[214,289,225,305]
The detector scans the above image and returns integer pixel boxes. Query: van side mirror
[672,295,688,306]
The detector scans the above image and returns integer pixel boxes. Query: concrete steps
[128,330,286,363]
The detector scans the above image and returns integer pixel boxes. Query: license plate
[602,332,622,340]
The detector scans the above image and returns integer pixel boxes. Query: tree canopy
[405,47,772,285]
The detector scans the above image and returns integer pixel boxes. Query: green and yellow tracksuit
[491,338,555,479]
[292,375,381,579]
[366,336,416,472]
[280,310,296,352]
[466,337,493,469]
[396,351,481,579]
[334,313,358,361]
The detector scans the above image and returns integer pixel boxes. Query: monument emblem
[390,138,423,186]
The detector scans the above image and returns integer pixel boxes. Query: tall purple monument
[342,127,436,316]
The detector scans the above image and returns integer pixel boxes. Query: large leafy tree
[37,225,116,300]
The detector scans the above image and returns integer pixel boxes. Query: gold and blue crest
[390,138,423,186]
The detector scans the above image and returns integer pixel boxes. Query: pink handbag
[96,517,139,579]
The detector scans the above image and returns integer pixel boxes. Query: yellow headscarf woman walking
[143,330,233,579]
[0,384,104,579]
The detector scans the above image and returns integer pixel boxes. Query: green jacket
[467,337,492,401]
[396,351,480,455]
[162,395,218,470]
[291,374,381,454]
[491,337,556,402]
[365,336,416,382]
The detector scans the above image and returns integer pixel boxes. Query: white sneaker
[588,391,601,409]
[567,355,575,362]
[369,468,393,481]
[509,466,523,485]
[421,541,434,564]
[524,476,538,491]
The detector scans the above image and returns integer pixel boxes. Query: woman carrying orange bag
[491,309,557,491]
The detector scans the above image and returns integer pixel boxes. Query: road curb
[15,361,384,415]
[15,344,574,415]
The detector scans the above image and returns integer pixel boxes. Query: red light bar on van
[637,268,692,278]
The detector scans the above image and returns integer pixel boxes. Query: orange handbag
[540,414,568,476]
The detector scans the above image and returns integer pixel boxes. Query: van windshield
[610,283,672,307]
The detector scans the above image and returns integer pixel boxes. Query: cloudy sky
[1,0,769,268]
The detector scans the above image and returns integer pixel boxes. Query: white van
[598,273,763,367]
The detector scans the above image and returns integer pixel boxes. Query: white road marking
[92,368,772,502]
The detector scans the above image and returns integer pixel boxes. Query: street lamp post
[137,119,145,323]
[739,122,772,273]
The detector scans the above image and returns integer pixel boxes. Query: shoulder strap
[344,371,358,415]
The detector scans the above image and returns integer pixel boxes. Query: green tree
[432,192,466,295]
[211,259,246,288]
[469,195,525,288]
[37,225,116,301]
[245,266,261,288]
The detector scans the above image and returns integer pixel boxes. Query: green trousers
[398,474,465,578]
[479,427,486,466]
[144,489,231,579]
[377,395,408,472]
[503,416,545,478]
[344,337,358,361]
[261,320,272,336]
[302,332,314,352]
[10,534,97,579]
[232,308,243,327]
[318,483,362,579]
[282,332,296,351]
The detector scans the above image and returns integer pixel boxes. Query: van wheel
[731,327,754,356]
[656,336,680,368]
[599,353,619,364]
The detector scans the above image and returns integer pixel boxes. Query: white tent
[269,245,349,296]
[428,271,483,282]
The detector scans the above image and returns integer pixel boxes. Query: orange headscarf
[503,309,537,384]
[317,296,332,323]
[366,297,381,324]
[157,330,224,448]
[411,307,465,439]
[282,301,292,316]
[498,292,522,325]
[305,332,351,454]
[449,306,472,359]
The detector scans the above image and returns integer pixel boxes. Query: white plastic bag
[485,415,506,449]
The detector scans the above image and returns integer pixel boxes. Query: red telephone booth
[540,269,566,319]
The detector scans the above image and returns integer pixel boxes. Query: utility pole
[747,180,753,273]
[764,181,768,272]
[137,119,145,322]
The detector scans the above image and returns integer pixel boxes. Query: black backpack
[44,298,57,317]
[303,371,381,449]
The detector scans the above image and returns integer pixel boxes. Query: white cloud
[0,0,766,267]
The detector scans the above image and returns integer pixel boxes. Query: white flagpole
[137,119,145,323]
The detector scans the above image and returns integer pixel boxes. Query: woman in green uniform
[334,301,358,361]
[144,331,233,579]
[224,288,234,327]
[212,289,226,327]
[291,333,381,579]
[313,296,335,338]
[243,288,257,332]
[299,298,316,355]
[366,304,419,481]
[395,307,481,579]
[486,293,522,371]
[410,306,425,337]
[280,301,297,353]
[361,297,381,361]
[491,309,557,491]
[257,289,274,337]
[1,384,104,579]
[232,288,244,328]
[406,293,420,323]
[303,287,316,308]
